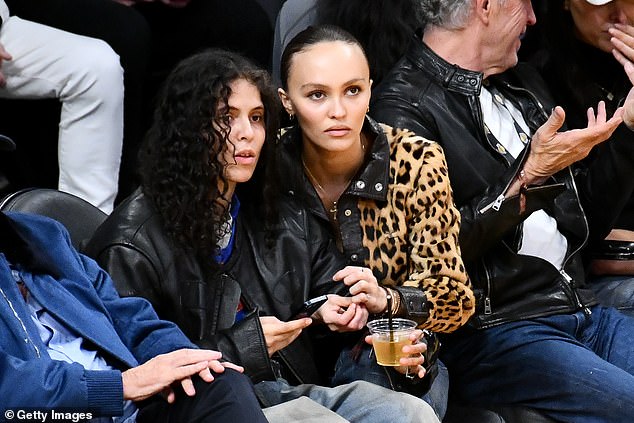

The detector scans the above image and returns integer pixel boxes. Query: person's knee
[63,38,124,103]
[84,40,123,95]
[197,368,256,400]
[192,369,266,421]
[349,381,439,421]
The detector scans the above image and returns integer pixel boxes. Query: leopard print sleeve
[362,126,474,333]
[403,140,474,332]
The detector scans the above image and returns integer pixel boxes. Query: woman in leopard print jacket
[272,24,474,418]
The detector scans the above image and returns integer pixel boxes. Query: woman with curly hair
[86,48,440,423]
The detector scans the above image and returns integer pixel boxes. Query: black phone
[291,295,328,319]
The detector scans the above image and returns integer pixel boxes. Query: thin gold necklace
[301,157,327,194]
[301,157,353,221]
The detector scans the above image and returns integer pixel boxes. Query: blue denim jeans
[255,378,439,423]
[440,306,634,423]
[590,274,634,317]
[330,343,449,420]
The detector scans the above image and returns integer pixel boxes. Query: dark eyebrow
[300,78,366,90]
[227,105,265,112]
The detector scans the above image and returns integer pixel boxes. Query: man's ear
[475,0,492,24]
[278,88,293,115]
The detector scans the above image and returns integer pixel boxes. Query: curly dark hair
[139,49,278,268]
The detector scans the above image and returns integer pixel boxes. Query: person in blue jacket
[0,133,267,422]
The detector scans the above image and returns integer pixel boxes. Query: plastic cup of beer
[367,318,417,366]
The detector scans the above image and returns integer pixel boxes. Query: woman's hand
[332,266,388,314]
[313,294,368,332]
[260,316,311,357]
[611,23,634,130]
[365,329,428,380]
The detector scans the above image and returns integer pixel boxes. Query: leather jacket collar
[407,33,483,96]
[278,115,391,216]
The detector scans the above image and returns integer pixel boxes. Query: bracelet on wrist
[390,288,401,316]
[380,286,392,316]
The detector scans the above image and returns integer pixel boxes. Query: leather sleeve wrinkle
[211,310,276,383]
[94,244,162,306]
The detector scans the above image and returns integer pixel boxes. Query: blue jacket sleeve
[78,252,197,365]
[0,348,123,415]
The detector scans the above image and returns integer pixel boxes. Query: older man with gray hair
[372,0,634,421]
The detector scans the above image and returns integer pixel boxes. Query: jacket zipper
[559,269,590,316]
[477,77,550,215]
[558,167,592,316]
[0,286,41,357]
[482,257,493,315]
[475,85,518,314]
[497,80,549,122]
[474,86,533,214]
[476,82,558,316]
[479,194,506,213]
[276,350,304,384]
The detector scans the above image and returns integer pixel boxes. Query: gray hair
[419,0,474,30]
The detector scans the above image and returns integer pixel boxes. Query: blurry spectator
[531,0,634,313]
[4,0,151,202]
[0,0,123,213]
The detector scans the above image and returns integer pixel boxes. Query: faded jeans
[255,377,439,423]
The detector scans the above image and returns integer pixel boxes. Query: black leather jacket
[372,36,634,329]
[275,118,470,394]
[85,188,347,384]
